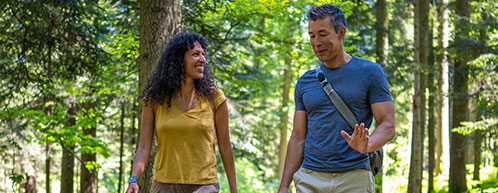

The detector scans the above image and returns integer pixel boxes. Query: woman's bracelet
[129,175,138,184]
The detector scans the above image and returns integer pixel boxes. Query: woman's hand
[125,182,139,193]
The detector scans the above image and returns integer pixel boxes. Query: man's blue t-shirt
[294,56,392,173]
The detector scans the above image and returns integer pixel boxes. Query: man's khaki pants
[293,167,374,193]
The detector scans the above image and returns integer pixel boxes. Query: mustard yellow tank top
[153,89,226,184]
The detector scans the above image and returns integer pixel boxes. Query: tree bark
[375,0,388,65]
[254,17,265,69]
[374,1,388,191]
[45,142,51,193]
[24,175,37,193]
[131,97,137,176]
[449,0,470,192]
[277,50,292,180]
[80,103,97,193]
[408,0,429,192]
[472,5,489,182]
[277,17,296,180]
[428,3,436,192]
[61,105,76,193]
[138,0,181,192]
[473,130,482,180]
[435,0,449,176]
[119,101,125,193]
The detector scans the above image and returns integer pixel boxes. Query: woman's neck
[179,78,195,98]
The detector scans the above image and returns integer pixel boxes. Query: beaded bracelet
[129,175,138,184]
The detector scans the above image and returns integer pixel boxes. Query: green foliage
[468,166,498,193]
[219,158,269,192]
[9,172,24,192]
[453,118,498,135]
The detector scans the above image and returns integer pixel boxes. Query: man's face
[308,16,344,64]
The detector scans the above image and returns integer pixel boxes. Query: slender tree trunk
[138,0,181,192]
[408,0,429,192]
[428,3,436,192]
[277,18,296,180]
[81,102,98,193]
[428,61,436,192]
[472,5,488,181]
[61,105,76,193]
[5,169,8,193]
[131,97,137,176]
[375,0,388,191]
[435,0,449,176]
[473,130,482,180]
[25,175,37,193]
[45,142,51,193]
[254,17,265,70]
[118,100,126,193]
[375,1,388,191]
[278,50,292,180]
[449,0,470,192]
[375,0,388,65]
[80,128,98,193]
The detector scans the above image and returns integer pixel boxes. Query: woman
[125,33,237,193]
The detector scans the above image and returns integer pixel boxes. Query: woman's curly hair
[142,33,215,107]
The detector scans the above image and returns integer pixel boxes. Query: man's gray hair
[307,4,347,33]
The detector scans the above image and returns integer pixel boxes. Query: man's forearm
[279,136,305,189]
[367,121,395,153]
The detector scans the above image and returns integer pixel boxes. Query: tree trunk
[375,1,388,191]
[375,0,388,65]
[80,103,98,193]
[277,18,296,180]
[25,175,37,193]
[435,0,449,176]
[131,97,137,176]
[61,105,76,193]
[254,17,265,70]
[138,0,181,192]
[277,50,292,180]
[45,142,51,193]
[472,5,488,182]
[473,130,482,180]
[408,0,429,192]
[449,0,470,192]
[118,100,126,193]
[80,128,98,193]
[428,3,436,192]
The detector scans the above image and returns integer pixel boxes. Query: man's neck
[323,52,352,68]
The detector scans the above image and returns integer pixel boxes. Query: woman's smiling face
[184,41,206,80]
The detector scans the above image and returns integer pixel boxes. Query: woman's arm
[215,101,238,193]
[125,103,155,193]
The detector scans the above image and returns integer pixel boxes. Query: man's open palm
[341,123,369,154]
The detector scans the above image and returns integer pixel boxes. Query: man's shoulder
[297,68,318,81]
[295,67,321,92]
[351,56,385,73]
[352,56,379,67]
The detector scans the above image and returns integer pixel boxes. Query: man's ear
[338,26,346,40]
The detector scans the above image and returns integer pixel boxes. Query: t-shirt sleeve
[368,64,393,105]
[295,79,306,111]
[213,88,227,110]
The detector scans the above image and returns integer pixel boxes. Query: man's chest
[301,80,369,112]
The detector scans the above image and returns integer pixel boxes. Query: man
[277,4,395,193]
